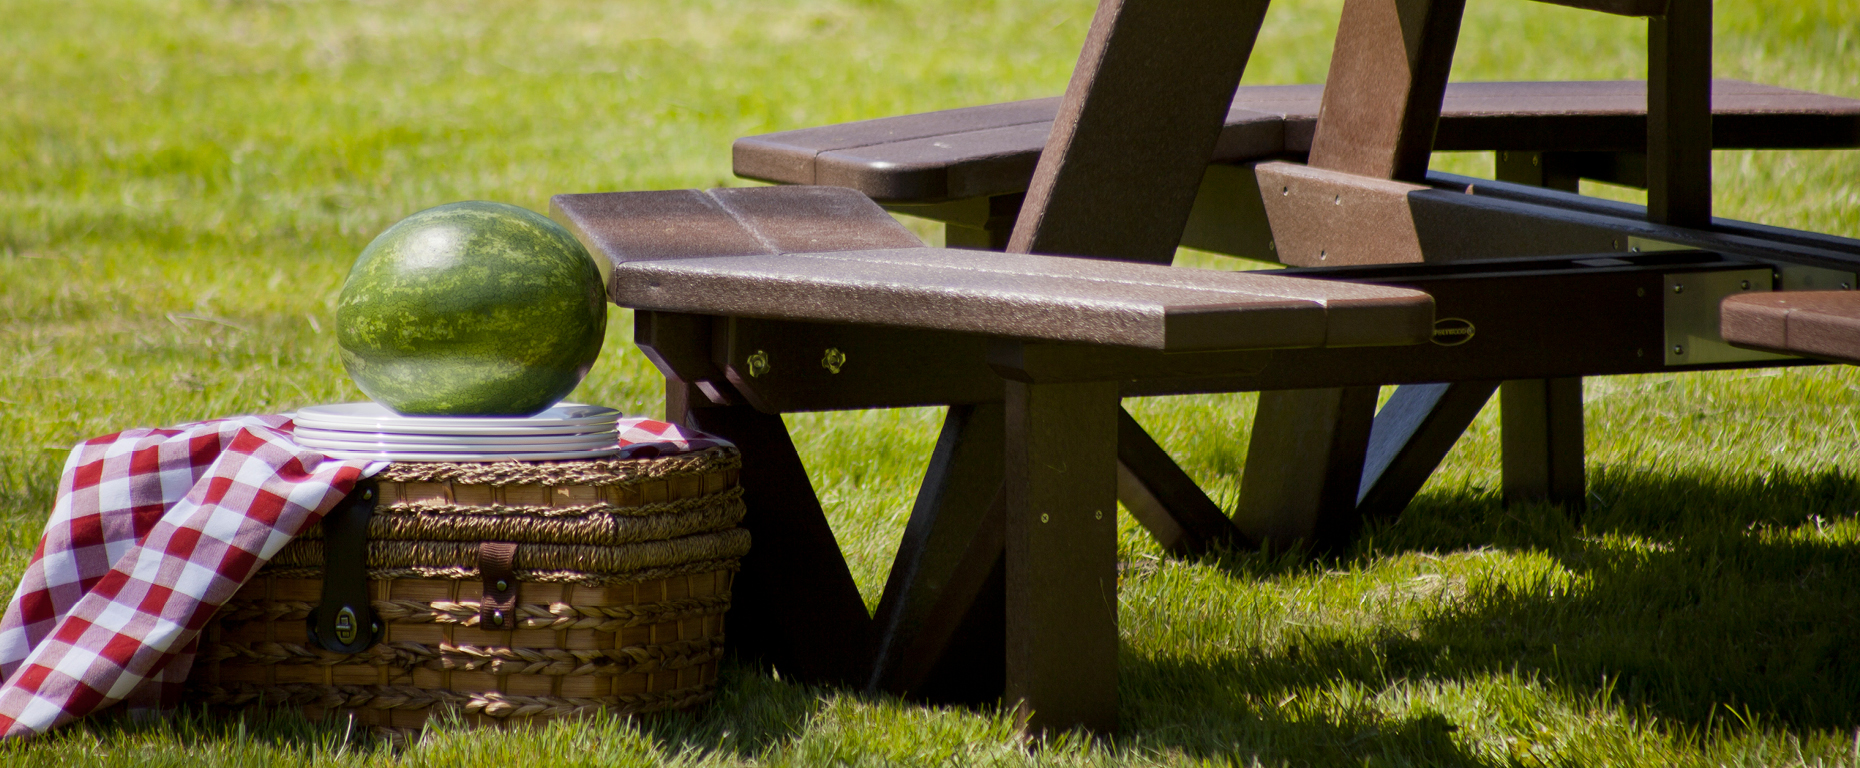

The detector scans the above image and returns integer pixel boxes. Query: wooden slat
[731,98,1062,190]
[606,246,1433,352]
[1007,0,1273,263]
[708,186,925,253]
[1003,377,1120,733]
[733,80,1860,203]
[1722,291,1860,365]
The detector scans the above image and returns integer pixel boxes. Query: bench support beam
[1008,0,1271,264]
[1357,380,1500,519]
[668,387,876,686]
[1116,406,1250,556]
[869,402,1007,699]
[1233,386,1379,551]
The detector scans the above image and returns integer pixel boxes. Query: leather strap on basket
[479,542,519,630]
[307,480,384,653]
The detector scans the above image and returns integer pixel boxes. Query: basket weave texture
[189,447,745,732]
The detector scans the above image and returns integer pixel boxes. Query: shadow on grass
[1150,462,1860,752]
[1116,665,1491,766]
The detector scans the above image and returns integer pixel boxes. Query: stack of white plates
[290,402,623,462]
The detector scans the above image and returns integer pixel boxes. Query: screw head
[1740,280,1751,290]
[362,489,373,500]
[1672,283,1684,294]
[1673,344,1685,355]
[1095,510,1104,520]
[1040,513,1050,523]
[494,579,508,592]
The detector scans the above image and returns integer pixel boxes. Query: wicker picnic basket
[189,447,747,733]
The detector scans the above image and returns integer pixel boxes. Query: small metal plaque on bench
[1664,268,1788,366]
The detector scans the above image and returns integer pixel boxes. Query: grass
[4,0,1860,764]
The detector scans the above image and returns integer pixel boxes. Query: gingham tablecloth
[0,413,728,739]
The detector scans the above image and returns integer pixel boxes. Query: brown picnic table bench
[555,0,1860,737]
[550,185,1436,732]
[735,78,1860,223]
[731,9,1860,537]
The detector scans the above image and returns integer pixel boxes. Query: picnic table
[556,0,1860,735]
[730,1,1860,536]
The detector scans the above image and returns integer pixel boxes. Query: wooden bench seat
[1722,291,1860,364]
[549,183,1435,731]
[735,79,1860,204]
[551,185,1433,351]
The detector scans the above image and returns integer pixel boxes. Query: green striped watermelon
[336,201,607,416]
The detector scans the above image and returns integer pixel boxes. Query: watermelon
[336,201,607,416]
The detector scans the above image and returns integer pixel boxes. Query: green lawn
[5,0,1860,765]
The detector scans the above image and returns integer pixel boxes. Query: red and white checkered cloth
[0,413,729,739]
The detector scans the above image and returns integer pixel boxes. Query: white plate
[310,446,623,462]
[296,433,617,453]
[294,426,619,447]
[291,402,621,435]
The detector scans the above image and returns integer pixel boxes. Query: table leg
[672,388,876,685]
[1004,379,1120,734]
[1500,377,1586,511]
[1232,386,1378,552]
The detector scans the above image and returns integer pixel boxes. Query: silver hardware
[1664,268,1791,366]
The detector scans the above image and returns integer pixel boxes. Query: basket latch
[479,542,519,630]
[307,479,385,654]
